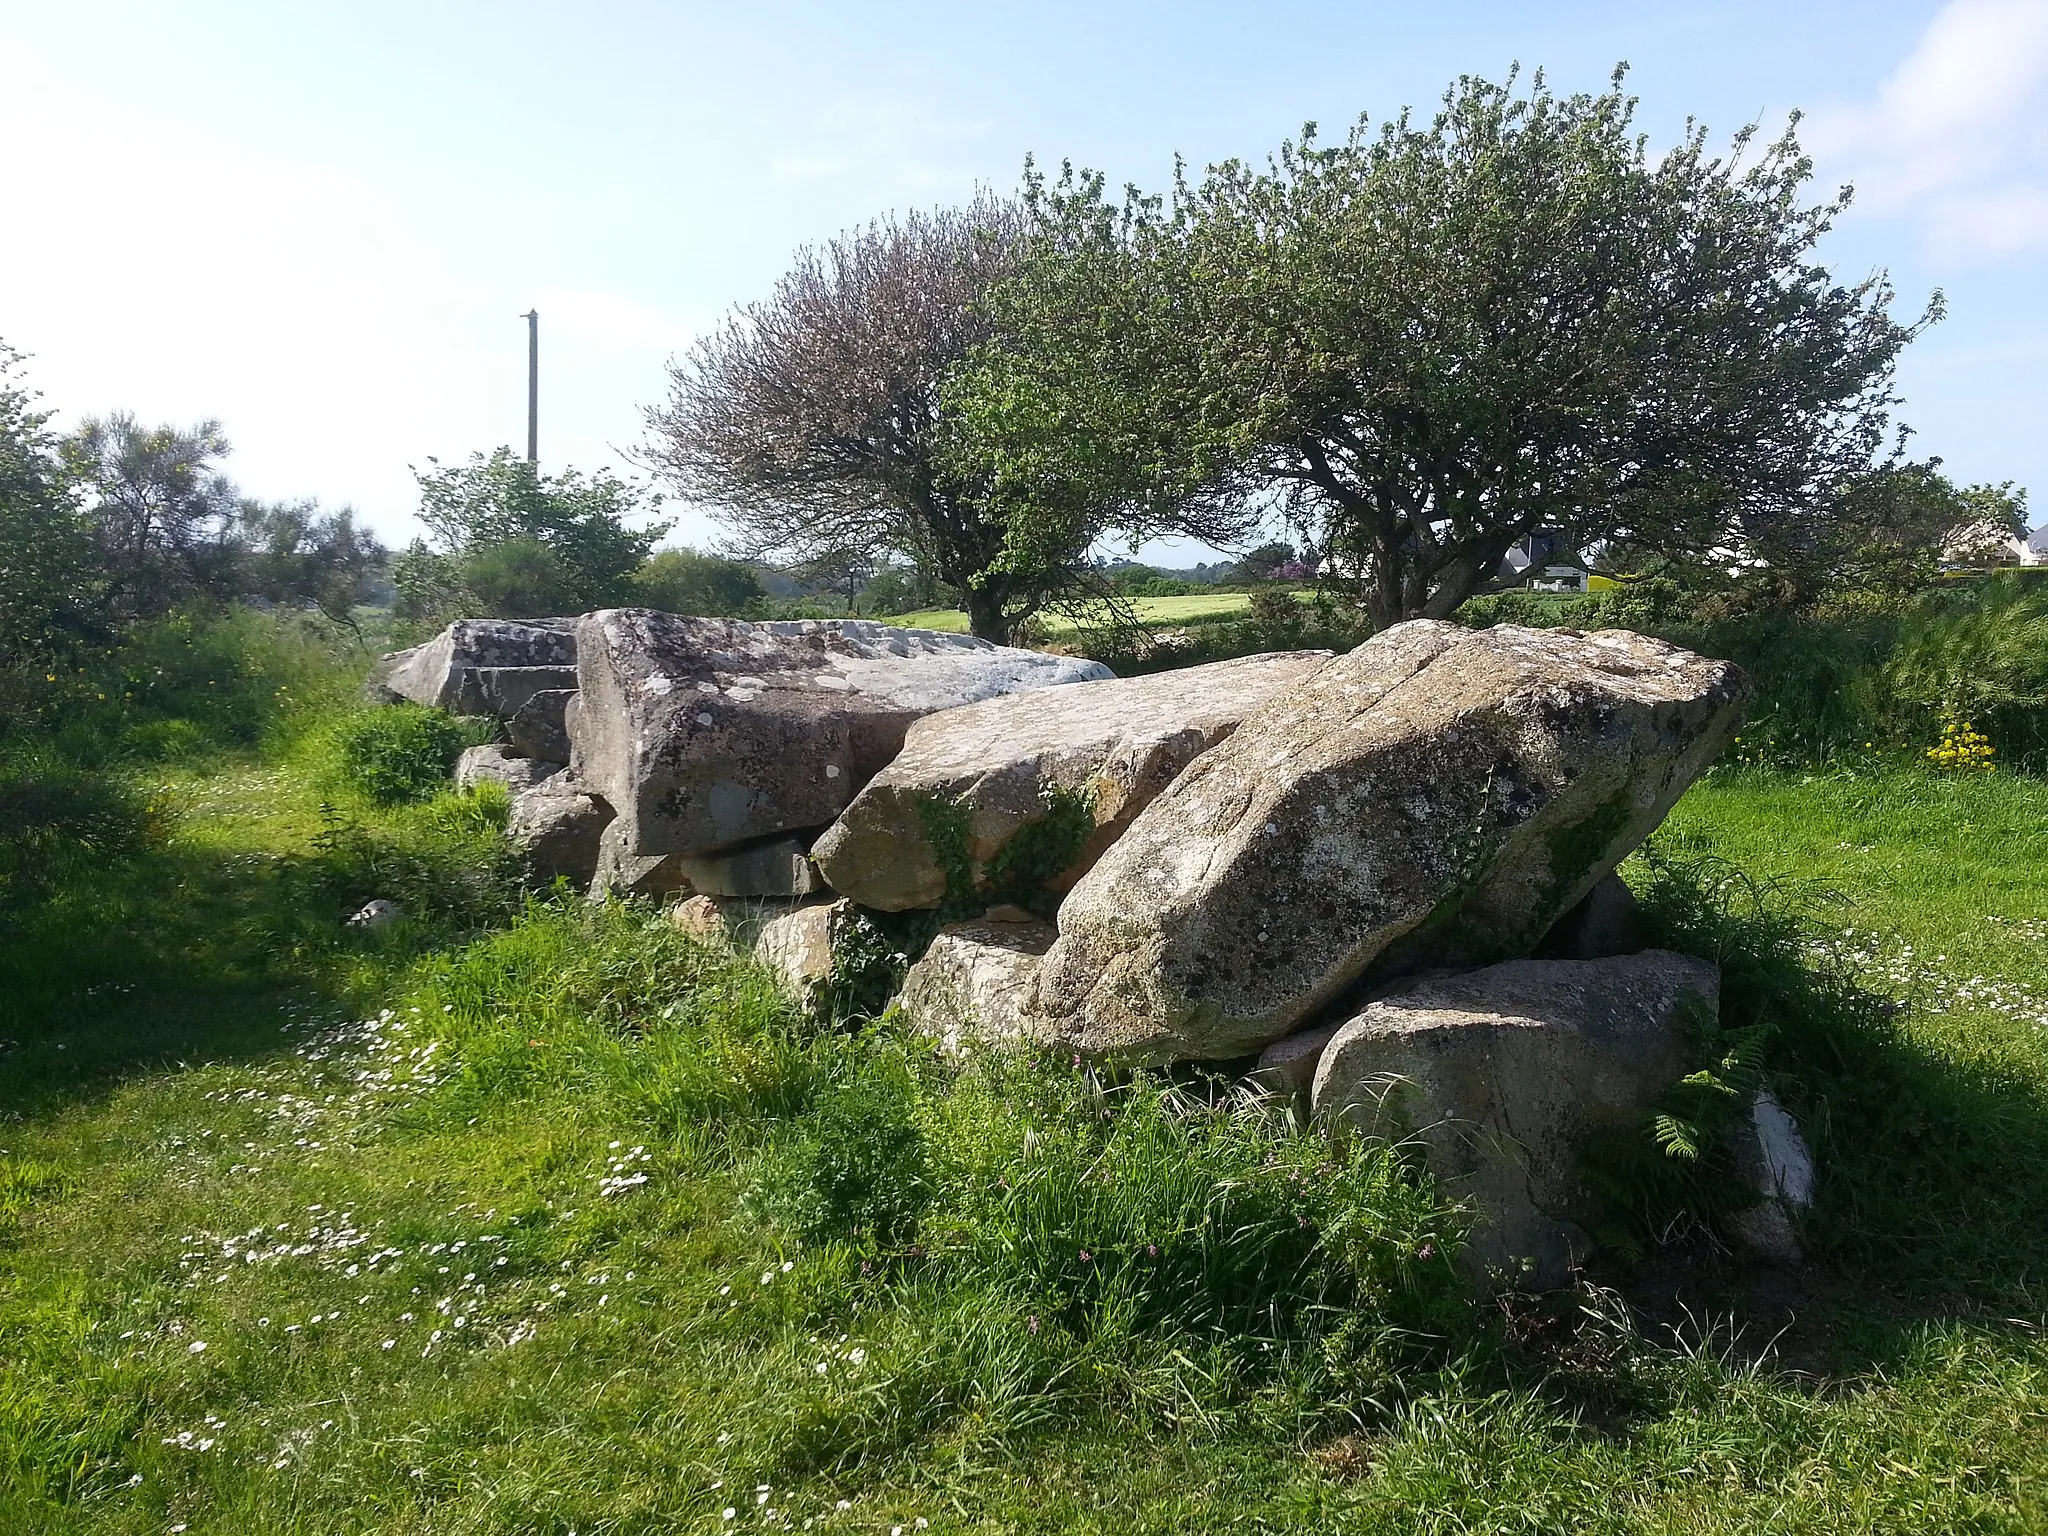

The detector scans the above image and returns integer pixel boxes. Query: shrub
[751,1058,930,1245]
[304,787,521,933]
[327,705,466,806]
[0,759,156,915]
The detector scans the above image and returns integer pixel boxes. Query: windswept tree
[958,69,1932,630]
[394,448,668,624]
[239,500,388,629]
[63,413,246,620]
[58,411,387,626]
[645,199,1261,642]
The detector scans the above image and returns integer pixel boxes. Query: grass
[6,728,2048,1531]
[887,592,1263,638]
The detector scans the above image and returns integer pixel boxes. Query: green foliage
[1579,986,1773,1260]
[913,792,979,917]
[631,546,768,617]
[958,68,1925,630]
[819,909,922,1023]
[306,788,521,933]
[858,560,955,616]
[982,783,1096,913]
[324,705,466,806]
[11,725,2048,1529]
[0,345,103,712]
[0,759,155,917]
[1878,572,2048,766]
[397,448,669,624]
[1453,573,2048,770]
[751,1059,930,1245]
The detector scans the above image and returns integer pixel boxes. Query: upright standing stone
[570,612,1111,860]
[1029,622,1747,1062]
[812,651,1332,911]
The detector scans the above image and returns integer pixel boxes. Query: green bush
[304,786,520,932]
[0,759,155,915]
[751,1060,930,1245]
[327,705,466,806]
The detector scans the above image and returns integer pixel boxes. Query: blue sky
[3,0,2044,557]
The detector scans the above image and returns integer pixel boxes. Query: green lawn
[887,591,1260,637]
[5,753,2047,1533]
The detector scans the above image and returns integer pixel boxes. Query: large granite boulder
[570,612,1111,860]
[368,619,578,713]
[895,917,1056,1055]
[1310,951,1720,1289]
[507,781,613,887]
[812,651,1332,911]
[1027,622,1747,1062]
[508,688,575,763]
[455,743,561,795]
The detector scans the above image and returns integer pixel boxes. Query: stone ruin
[370,611,1813,1288]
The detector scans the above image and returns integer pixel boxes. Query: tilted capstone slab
[1026,621,1748,1062]
[812,650,1332,911]
[366,618,578,713]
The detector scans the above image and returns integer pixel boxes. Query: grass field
[887,592,1259,636]
[4,746,2047,1533]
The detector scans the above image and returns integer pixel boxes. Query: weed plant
[319,704,471,807]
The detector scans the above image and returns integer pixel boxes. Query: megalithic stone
[1028,622,1748,1063]
[569,611,1111,859]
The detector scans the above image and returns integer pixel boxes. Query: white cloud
[1810,0,2048,260]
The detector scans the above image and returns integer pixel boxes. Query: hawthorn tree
[395,448,667,624]
[645,199,1259,643]
[959,69,1932,630]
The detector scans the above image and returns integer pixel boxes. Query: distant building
[1942,520,2031,569]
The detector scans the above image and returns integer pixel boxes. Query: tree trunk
[963,585,1010,645]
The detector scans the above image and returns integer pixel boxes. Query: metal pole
[522,310,538,463]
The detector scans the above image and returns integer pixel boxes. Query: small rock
[980,904,1038,924]
[347,898,402,930]
[753,899,855,1006]
[589,830,823,903]
[1537,873,1645,961]
[588,819,692,901]
[667,894,736,944]
[455,744,562,795]
[508,782,614,887]
[1250,1020,1343,1097]
[897,919,1057,1054]
[1723,1087,1815,1263]
[507,688,576,763]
